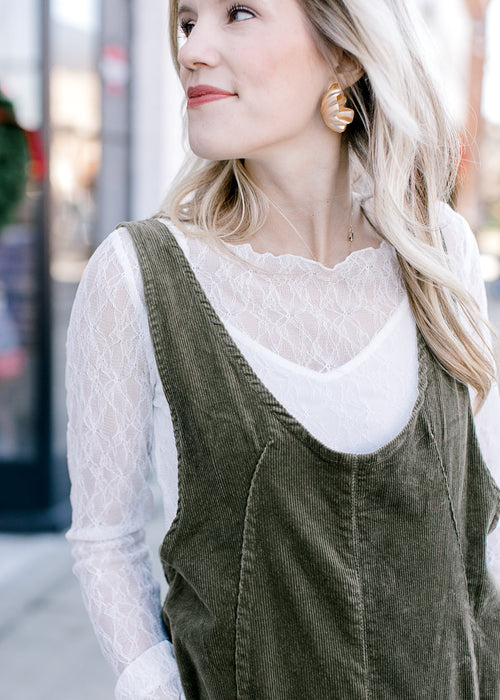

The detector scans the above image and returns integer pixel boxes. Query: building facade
[0,0,182,529]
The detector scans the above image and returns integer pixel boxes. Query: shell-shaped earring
[320,82,354,133]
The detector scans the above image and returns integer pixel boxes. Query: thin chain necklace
[266,196,354,261]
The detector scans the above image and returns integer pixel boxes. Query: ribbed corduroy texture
[123,218,500,700]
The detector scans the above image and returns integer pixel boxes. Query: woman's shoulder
[72,225,148,322]
[83,225,138,278]
[81,218,191,298]
[437,201,482,290]
[438,201,479,261]
[113,218,190,259]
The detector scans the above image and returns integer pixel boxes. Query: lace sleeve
[65,229,184,698]
[440,204,500,583]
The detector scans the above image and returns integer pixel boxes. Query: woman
[66,0,500,698]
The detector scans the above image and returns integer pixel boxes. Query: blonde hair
[162,0,496,407]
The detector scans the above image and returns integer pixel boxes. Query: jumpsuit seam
[423,411,472,610]
[234,438,275,699]
[351,460,371,700]
[125,222,186,544]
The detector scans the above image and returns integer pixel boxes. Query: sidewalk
[0,490,167,700]
[1,288,500,700]
[0,533,116,700]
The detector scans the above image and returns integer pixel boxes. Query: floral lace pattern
[189,235,406,372]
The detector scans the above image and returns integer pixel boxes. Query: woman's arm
[440,204,500,583]
[66,229,184,699]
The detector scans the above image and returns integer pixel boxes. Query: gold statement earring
[321,82,354,134]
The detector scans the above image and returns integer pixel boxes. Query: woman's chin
[189,143,240,161]
[187,130,245,161]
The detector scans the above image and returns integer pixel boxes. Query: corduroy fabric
[123,218,500,699]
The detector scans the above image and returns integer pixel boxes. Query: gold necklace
[267,196,354,260]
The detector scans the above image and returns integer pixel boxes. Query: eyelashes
[179,17,195,37]
[227,4,255,23]
[179,4,256,38]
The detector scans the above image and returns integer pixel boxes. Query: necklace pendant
[348,226,354,243]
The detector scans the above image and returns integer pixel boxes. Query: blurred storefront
[0,0,132,530]
[417,0,500,231]
[416,0,500,298]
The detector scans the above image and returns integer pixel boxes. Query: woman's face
[177,0,333,162]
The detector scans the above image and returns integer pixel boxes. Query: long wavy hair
[161,0,496,408]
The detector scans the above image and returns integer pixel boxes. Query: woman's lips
[187,85,236,108]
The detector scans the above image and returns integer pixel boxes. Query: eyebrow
[178,0,229,12]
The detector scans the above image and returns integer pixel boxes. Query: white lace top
[66,203,500,700]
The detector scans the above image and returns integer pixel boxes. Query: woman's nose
[178,22,220,71]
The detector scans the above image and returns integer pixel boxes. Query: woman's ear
[334,50,364,89]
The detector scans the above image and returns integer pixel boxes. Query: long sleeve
[65,229,184,699]
[440,204,500,582]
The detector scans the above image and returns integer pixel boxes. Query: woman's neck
[242,138,378,267]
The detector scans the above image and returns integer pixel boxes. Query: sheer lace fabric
[66,203,500,699]
[188,234,405,372]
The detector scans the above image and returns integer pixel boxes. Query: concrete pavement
[0,490,167,700]
[0,539,115,700]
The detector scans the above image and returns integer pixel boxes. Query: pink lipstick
[187,84,236,108]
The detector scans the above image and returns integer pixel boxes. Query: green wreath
[0,89,29,231]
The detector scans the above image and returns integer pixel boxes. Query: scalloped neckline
[221,237,392,275]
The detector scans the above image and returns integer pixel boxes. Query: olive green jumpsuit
[124,219,500,699]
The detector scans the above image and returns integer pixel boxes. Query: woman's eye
[179,5,254,38]
[227,5,255,23]
[179,18,195,37]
